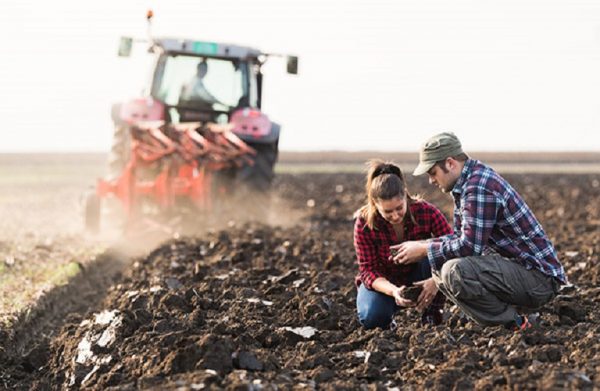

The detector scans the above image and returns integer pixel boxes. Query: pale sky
[2,0,600,152]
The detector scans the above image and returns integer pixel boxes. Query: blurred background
[2,0,600,153]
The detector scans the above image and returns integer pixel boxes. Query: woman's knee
[358,304,394,329]
[356,287,396,329]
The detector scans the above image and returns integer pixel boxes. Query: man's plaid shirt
[427,159,567,284]
[354,200,452,289]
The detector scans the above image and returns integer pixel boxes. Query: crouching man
[392,132,566,330]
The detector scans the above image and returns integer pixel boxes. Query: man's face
[427,161,458,193]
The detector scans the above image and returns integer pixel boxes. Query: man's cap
[413,132,463,176]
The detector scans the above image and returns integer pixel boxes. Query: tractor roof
[153,37,264,59]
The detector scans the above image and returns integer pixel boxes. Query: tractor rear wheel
[242,140,278,191]
[236,140,278,221]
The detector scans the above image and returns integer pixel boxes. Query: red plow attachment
[90,121,255,233]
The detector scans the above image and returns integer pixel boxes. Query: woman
[354,160,452,329]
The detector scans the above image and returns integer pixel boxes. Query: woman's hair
[357,159,418,230]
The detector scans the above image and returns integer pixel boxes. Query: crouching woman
[354,160,452,329]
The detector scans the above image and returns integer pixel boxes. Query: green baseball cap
[413,132,464,176]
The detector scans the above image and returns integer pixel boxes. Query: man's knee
[440,258,465,295]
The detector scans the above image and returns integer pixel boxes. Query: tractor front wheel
[84,191,101,233]
[107,124,131,181]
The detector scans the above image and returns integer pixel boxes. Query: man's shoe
[512,312,541,331]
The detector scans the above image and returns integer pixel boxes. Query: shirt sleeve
[427,186,501,270]
[353,219,385,289]
[428,203,453,238]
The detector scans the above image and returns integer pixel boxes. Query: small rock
[233,351,263,371]
[282,326,317,339]
[165,277,183,291]
[311,367,335,383]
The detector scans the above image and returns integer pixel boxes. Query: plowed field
[2,171,599,390]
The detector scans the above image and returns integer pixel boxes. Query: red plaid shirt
[354,200,452,289]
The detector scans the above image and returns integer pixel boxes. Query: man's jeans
[356,259,440,329]
[431,255,561,326]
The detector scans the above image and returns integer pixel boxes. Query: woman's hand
[392,285,416,307]
[390,241,428,265]
[414,278,438,312]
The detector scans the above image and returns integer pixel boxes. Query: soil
[401,286,423,303]
[2,172,600,390]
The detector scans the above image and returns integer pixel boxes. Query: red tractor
[85,13,298,234]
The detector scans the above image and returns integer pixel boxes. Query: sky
[2,0,600,152]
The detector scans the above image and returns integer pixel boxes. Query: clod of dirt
[402,286,423,302]
[21,344,49,372]
[554,300,587,322]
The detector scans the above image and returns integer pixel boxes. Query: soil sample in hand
[401,286,422,302]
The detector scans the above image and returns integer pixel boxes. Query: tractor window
[154,55,256,110]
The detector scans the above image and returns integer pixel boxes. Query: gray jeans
[432,255,560,326]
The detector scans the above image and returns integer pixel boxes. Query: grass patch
[0,261,82,327]
[46,261,82,286]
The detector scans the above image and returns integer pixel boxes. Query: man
[180,60,222,108]
[391,132,566,330]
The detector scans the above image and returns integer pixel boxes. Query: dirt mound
[7,173,600,389]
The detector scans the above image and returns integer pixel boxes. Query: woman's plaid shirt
[354,200,453,289]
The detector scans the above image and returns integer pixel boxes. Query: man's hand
[390,241,428,265]
[414,278,438,312]
[392,285,416,307]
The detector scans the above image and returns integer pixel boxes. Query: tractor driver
[179,60,224,109]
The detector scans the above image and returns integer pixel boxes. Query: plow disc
[89,121,256,233]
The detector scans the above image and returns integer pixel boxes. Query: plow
[85,11,298,234]
[87,121,257,233]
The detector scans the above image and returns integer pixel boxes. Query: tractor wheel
[241,140,279,191]
[85,191,101,233]
[107,124,131,181]
[236,140,278,221]
[104,122,132,230]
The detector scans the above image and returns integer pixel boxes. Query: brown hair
[357,160,418,230]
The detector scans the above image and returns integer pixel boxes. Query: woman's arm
[372,277,415,307]
[354,218,385,290]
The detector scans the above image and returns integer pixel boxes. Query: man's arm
[390,202,453,264]
[427,187,501,270]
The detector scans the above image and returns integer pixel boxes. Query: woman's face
[375,195,407,225]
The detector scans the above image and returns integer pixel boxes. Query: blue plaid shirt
[427,159,567,284]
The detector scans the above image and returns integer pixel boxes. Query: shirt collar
[451,158,476,195]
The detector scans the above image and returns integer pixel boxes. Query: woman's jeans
[356,258,442,329]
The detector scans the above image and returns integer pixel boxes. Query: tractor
[85,11,298,234]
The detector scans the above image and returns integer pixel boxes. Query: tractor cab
[149,39,263,124]
[117,36,297,127]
